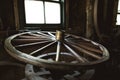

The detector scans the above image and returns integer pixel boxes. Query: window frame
[17,0,65,30]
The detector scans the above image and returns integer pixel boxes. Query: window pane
[25,0,44,24]
[116,14,120,25]
[118,0,120,13]
[51,0,59,1]
[45,2,60,24]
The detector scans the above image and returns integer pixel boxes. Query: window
[18,0,65,30]
[116,0,120,25]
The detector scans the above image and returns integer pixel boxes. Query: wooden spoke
[65,35,70,38]
[67,34,80,39]
[66,42,102,60]
[65,39,102,54]
[15,40,52,48]
[18,35,42,39]
[28,32,49,39]
[77,44,102,54]
[30,41,56,55]
[28,32,43,37]
[13,38,50,42]
[37,32,52,38]
[55,41,61,61]
[48,32,55,38]
[63,43,87,63]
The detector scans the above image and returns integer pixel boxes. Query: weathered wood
[18,35,42,39]
[77,44,103,54]
[64,43,88,63]
[66,38,102,54]
[13,0,20,30]
[67,43,102,60]
[19,35,48,39]
[15,41,52,48]
[86,0,94,38]
[30,41,56,55]
[5,31,109,70]
[13,39,49,42]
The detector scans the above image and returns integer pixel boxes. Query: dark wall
[96,0,115,36]
[0,0,15,30]
[93,0,116,45]
[68,0,86,36]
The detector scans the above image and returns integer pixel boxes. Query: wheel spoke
[65,39,102,54]
[18,35,41,39]
[28,32,43,37]
[68,34,80,39]
[28,32,52,39]
[13,38,50,42]
[65,35,70,38]
[15,40,52,48]
[55,41,61,61]
[66,42,102,60]
[37,32,52,38]
[48,32,55,38]
[30,41,56,55]
[63,43,87,63]
[77,44,102,54]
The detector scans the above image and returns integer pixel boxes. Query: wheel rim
[4,30,109,70]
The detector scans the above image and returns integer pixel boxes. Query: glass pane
[25,0,44,24]
[116,14,120,25]
[45,2,60,24]
[118,0,120,13]
[52,0,59,1]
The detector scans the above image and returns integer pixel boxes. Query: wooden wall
[0,0,117,39]
[0,0,15,30]
[68,0,86,36]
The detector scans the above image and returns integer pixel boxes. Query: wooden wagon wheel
[4,30,109,70]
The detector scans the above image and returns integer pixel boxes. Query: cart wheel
[4,30,109,70]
